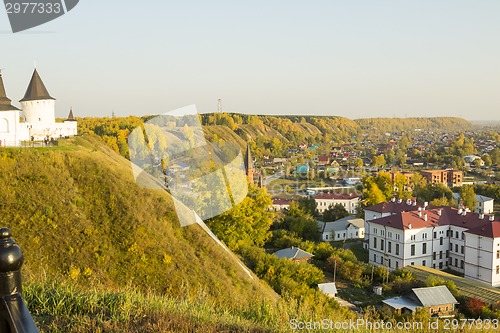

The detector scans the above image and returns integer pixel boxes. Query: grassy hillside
[0,135,283,330]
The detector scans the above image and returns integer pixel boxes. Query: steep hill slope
[0,135,276,310]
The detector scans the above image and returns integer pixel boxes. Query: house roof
[0,73,20,111]
[272,199,290,205]
[466,222,500,238]
[274,247,313,260]
[368,207,498,231]
[411,285,458,307]
[453,193,494,203]
[20,69,55,102]
[318,216,364,233]
[365,200,423,214]
[313,193,360,200]
[383,296,420,311]
[318,282,337,295]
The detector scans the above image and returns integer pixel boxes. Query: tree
[460,185,477,210]
[298,196,318,217]
[363,182,386,206]
[206,184,274,250]
[482,154,492,167]
[393,173,412,200]
[465,297,485,317]
[372,154,386,168]
[322,204,349,222]
[281,202,319,241]
[354,158,364,169]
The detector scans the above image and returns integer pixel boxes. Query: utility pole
[333,259,337,282]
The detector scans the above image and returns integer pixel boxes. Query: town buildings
[365,199,500,286]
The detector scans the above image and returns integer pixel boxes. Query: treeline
[356,117,471,133]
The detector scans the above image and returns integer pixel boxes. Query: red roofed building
[313,192,361,214]
[366,201,500,286]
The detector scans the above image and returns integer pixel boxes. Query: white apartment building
[313,192,360,214]
[366,202,500,287]
[464,221,500,287]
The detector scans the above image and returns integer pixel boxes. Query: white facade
[464,230,500,287]
[0,110,30,147]
[318,217,364,241]
[314,194,360,214]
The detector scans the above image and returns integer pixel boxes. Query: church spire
[244,143,255,184]
[19,68,55,102]
[0,71,20,111]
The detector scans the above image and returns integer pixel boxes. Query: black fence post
[0,228,39,333]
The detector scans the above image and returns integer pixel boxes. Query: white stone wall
[21,99,56,126]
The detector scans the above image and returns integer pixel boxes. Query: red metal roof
[466,222,500,238]
[313,193,360,200]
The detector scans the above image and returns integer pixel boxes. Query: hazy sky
[1,1,499,120]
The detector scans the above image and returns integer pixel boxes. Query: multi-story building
[464,221,500,286]
[365,202,500,286]
[420,169,463,187]
[313,193,360,214]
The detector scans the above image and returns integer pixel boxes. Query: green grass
[24,280,281,333]
[348,243,369,263]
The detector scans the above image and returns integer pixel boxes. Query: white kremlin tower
[0,68,77,146]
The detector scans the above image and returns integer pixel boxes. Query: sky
[1,0,499,120]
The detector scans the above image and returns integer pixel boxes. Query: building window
[411,245,415,256]
[396,244,400,256]
[423,233,427,239]
[411,235,416,241]
[388,242,392,253]
[388,259,391,268]
[325,234,328,240]
[381,240,384,251]
[422,243,427,254]
[373,237,377,249]
[374,254,377,262]
[440,237,443,246]
[396,261,399,269]
[422,260,426,266]
[455,258,458,267]
[411,262,415,265]
[455,244,458,252]
[461,260,464,269]
[439,262,443,269]
[497,266,499,274]
[461,246,464,254]
[434,232,437,238]
[462,232,465,240]
[396,234,400,241]
[449,243,453,251]
[433,252,436,260]
[455,231,459,238]
[446,250,449,258]
[439,251,443,260]
[497,250,500,259]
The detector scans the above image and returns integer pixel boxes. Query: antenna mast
[217,98,222,113]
